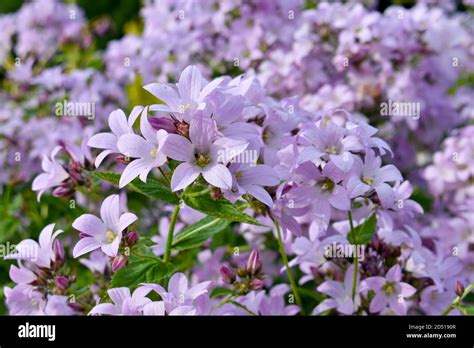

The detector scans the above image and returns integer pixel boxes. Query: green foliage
[347,214,377,245]
[182,185,262,225]
[172,216,230,251]
[111,243,174,288]
[92,171,179,204]
[210,287,233,298]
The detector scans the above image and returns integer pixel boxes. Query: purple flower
[227,164,280,207]
[144,65,225,121]
[88,107,142,167]
[161,114,248,191]
[313,265,360,315]
[298,120,363,172]
[4,285,46,315]
[259,284,300,315]
[117,107,168,188]
[142,272,211,314]
[32,146,69,201]
[347,150,402,208]
[89,287,161,315]
[362,264,416,315]
[79,250,109,274]
[72,194,137,258]
[5,223,63,268]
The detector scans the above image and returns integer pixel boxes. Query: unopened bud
[126,231,139,246]
[55,275,70,290]
[249,278,264,290]
[112,255,128,272]
[53,239,65,267]
[52,186,73,198]
[246,249,262,276]
[148,117,177,133]
[67,301,84,312]
[455,281,465,297]
[220,266,236,284]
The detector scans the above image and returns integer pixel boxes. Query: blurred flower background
[0,0,473,316]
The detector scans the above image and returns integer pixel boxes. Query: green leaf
[110,251,174,288]
[210,287,233,298]
[182,185,262,225]
[459,305,474,315]
[172,216,230,251]
[347,214,377,245]
[92,171,178,204]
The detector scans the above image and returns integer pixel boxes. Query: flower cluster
[1,0,473,317]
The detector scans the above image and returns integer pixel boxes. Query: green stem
[158,167,171,186]
[441,283,474,316]
[348,211,358,302]
[218,296,257,316]
[274,219,305,314]
[163,204,181,265]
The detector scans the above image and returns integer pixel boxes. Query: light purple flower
[161,114,248,191]
[143,272,211,314]
[72,194,137,258]
[362,264,416,315]
[347,150,402,208]
[88,107,143,167]
[259,284,300,315]
[144,65,225,121]
[227,164,280,207]
[4,285,46,315]
[89,287,162,315]
[5,223,63,268]
[32,146,69,201]
[117,107,168,188]
[313,265,361,315]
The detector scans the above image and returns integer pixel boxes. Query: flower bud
[112,255,128,272]
[220,266,236,284]
[249,278,264,290]
[148,117,177,133]
[69,171,83,185]
[53,239,65,267]
[67,301,84,312]
[55,275,70,290]
[210,188,222,200]
[53,186,73,198]
[126,231,139,246]
[246,249,262,276]
[455,281,465,297]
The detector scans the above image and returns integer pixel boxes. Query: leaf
[210,287,233,298]
[110,247,174,288]
[172,216,230,251]
[347,214,377,245]
[182,185,262,225]
[92,171,178,204]
[459,305,474,315]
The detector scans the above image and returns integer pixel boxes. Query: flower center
[382,281,396,295]
[105,230,116,243]
[361,176,374,185]
[195,153,210,167]
[325,145,339,155]
[320,178,335,192]
[150,148,158,157]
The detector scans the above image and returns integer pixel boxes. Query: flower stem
[441,283,473,316]
[163,204,181,265]
[348,211,358,302]
[273,219,305,315]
